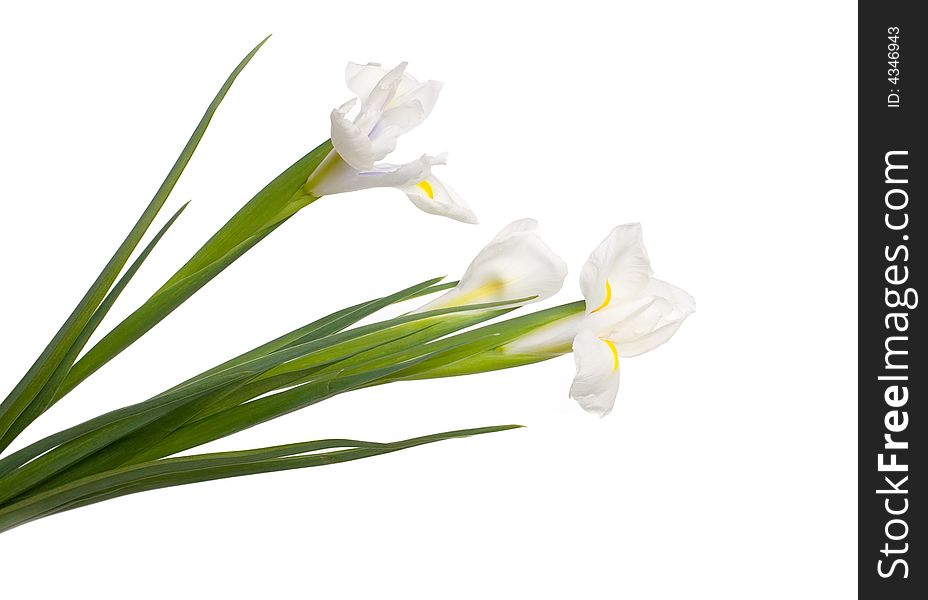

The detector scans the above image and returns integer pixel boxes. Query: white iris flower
[306,62,477,224]
[507,223,695,416]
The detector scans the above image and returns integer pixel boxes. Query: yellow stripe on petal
[449,279,506,306]
[416,180,435,199]
[602,339,619,372]
[590,279,612,313]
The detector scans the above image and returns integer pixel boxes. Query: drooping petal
[592,278,695,357]
[306,153,475,224]
[579,223,653,314]
[569,329,622,417]
[401,171,477,224]
[417,219,568,311]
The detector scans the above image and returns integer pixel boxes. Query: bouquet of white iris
[0,39,694,533]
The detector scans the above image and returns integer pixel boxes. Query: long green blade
[0,36,270,447]
[57,139,334,399]
[107,331,514,469]
[23,338,469,494]
[40,307,506,483]
[159,276,451,394]
[0,370,259,504]
[0,297,516,498]
[0,279,455,480]
[0,203,191,451]
[189,308,509,424]
[0,425,520,534]
[107,311,511,466]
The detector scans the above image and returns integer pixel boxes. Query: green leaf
[158,276,452,397]
[0,368,259,505]
[51,307,507,479]
[117,310,512,464]
[0,36,271,449]
[56,139,334,401]
[0,425,521,534]
[27,322,500,491]
[0,202,191,451]
[0,293,516,497]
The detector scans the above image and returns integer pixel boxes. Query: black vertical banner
[860,2,925,596]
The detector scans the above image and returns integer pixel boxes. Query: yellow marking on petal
[416,180,435,199]
[449,279,506,306]
[590,279,612,313]
[602,339,619,372]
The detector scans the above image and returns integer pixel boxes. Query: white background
[0,1,857,598]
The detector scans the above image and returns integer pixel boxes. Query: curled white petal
[418,219,568,311]
[330,107,379,171]
[579,223,653,314]
[401,172,477,224]
[569,329,622,417]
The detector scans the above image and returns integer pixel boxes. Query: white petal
[367,79,443,159]
[595,278,695,357]
[488,218,541,241]
[579,223,653,314]
[402,173,478,224]
[330,108,378,171]
[418,218,568,310]
[391,80,442,123]
[335,97,357,115]
[569,329,621,417]
[308,154,434,196]
[366,104,422,159]
[353,62,408,134]
[345,62,388,102]
[457,219,567,302]
[346,62,421,104]
[374,103,427,136]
